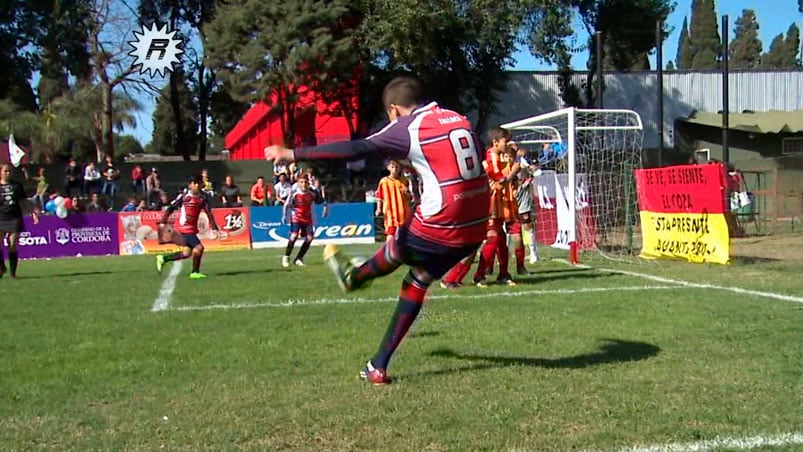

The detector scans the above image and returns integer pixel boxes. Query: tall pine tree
[149,69,199,156]
[761,34,786,68]
[728,9,762,69]
[784,23,800,66]
[690,0,721,69]
[676,17,693,69]
[761,24,799,69]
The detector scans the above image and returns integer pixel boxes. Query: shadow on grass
[215,269,277,277]
[730,255,782,265]
[413,339,660,379]
[409,330,441,339]
[25,270,117,279]
[507,271,612,286]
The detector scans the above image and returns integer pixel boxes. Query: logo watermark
[128,23,184,78]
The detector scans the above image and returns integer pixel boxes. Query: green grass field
[1,239,802,451]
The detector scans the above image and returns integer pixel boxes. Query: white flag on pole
[8,134,25,167]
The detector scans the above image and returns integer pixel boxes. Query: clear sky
[126,0,803,147]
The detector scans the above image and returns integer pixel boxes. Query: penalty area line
[151,261,183,312]
[167,285,685,312]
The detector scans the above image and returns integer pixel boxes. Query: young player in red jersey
[265,76,489,385]
[155,174,219,279]
[281,175,326,267]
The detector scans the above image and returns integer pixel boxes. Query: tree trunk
[169,71,190,161]
[198,64,209,161]
[102,83,114,161]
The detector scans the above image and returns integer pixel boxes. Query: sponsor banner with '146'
[249,203,375,249]
[118,208,251,255]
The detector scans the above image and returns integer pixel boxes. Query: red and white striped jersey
[367,102,490,246]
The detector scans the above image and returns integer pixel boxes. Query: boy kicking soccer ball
[155,174,219,279]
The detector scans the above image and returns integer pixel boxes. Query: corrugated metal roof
[486,70,803,148]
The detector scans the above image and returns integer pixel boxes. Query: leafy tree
[575,0,673,104]
[523,1,582,106]
[728,9,762,69]
[48,86,141,162]
[666,60,675,70]
[784,23,800,66]
[762,24,800,68]
[208,87,249,142]
[761,33,788,68]
[139,0,219,160]
[689,0,720,69]
[206,0,360,147]
[115,134,144,157]
[150,69,199,156]
[676,17,692,69]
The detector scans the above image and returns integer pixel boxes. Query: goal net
[501,108,644,262]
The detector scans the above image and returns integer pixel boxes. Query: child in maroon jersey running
[281,175,326,267]
[265,76,490,385]
[155,174,219,279]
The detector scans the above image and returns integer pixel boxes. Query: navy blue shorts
[394,224,481,280]
[181,233,202,249]
[290,223,314,238]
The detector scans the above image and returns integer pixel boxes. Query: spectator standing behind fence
[146,168,164,209]
[250,176,273,206]
[31,167,49,212]
[274,173,293,206]
[131,164,146,195]
[101,156,121,209]
[83,161,101,195]
[201,169,215,197]
[220,175,243,207]
[273,162,288,184]
[64,158,82,197]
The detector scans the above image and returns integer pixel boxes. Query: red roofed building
[224,83,359,160]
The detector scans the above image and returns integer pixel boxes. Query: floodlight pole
[722,14,730,163]
[656,20,664,167]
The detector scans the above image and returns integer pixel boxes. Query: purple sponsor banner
[2,213,119,259]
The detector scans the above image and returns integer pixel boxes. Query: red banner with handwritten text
[634,163,730,264]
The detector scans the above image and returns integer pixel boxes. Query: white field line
[552,259,803,305]
[151,261,183,312]
[612,431,803,452]
[168,285,683,312]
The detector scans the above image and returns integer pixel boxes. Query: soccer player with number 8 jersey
[265,76,489,385]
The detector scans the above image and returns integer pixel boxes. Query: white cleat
[294,259,305,266]
[282,256,290,268]
[529,253,539,264]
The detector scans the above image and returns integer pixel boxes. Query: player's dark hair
[382,76,422,110]
[189,174,203,185]
[487,126,511,143]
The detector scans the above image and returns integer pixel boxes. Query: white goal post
[502,107,644,263]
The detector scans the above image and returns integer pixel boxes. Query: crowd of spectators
[19,158,329,217]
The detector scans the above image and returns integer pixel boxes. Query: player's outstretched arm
[265,139,380,164]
